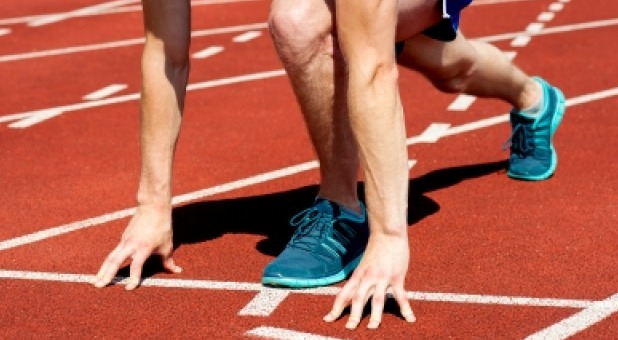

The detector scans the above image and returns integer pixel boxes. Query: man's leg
[397,32,540,109]
[398,32,565,180]
[269,0,360,211]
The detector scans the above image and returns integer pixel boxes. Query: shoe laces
[503,123,534,156]
[288,207,334,252]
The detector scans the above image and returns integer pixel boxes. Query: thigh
[397,31,476,76]
[395,0,444,41]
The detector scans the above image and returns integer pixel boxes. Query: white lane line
[239,288,291,317]
[407,291,592,309]
[0,269,596,310]
[233,31,262,43]
[549,3,565,12]
[0,160,315,251]
[1,86,617,250]
[412,123,451,143]
[0,112,32,124]
[27,0,139,27]
[476,18,618,44]
[0,0,260,26]
[526,292,618,340]
[408,159,417,170]
[2,69,286,126]
[246,327,346,340]
[538,12,555,22]
[502,51,518,61]
[0,28,10,36]
[83,84,128,101]
[448,95,477,111]
[192,46,224,59]
[526,22,545,33]
[9,109,65,129]
[0,22,268,63]
[511,35,531,47]
[3,17,616,63]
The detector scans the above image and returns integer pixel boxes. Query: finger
[163,257,182,274]
[367,281,389,329]
[393,285,415,323]
[92,245,122,285]
[323,279,358,322]
[93,245,133,288]
[346,281,373,330]
[125,249,150,291]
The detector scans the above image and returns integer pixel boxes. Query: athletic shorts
[396,0,473,54]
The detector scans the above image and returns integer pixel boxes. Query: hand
[91,205,181,290]
[323,233,415,329]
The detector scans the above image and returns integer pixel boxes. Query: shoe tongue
[513,110,538,121]
[314,198,334,214]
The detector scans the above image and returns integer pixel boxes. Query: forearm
[136,1,191,209]
[336,0,408,236]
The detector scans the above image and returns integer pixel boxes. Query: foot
[506,77,566,181]
[262,198,369,288]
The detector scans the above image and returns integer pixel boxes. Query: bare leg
[269,0,361,211]
[397,32,541,110]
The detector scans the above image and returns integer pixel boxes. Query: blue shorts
[423,0,473,41]
[396,0,473,54]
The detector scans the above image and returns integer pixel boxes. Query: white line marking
[549,3,564,12]
[8,109,65,129]
[83,84,128,101]
[246,327,346,340]
[4,16,615,63]
[0,269,596,310]
[233,31,262,43]
[476,18,618,44]
[2,87,617,250]
[407,291,592,309]
[408,159,417,170]
[448,94,477,111]
[0,23,268,63]
[564,87,618,107]
[526,292,618,340]
[0,0,260,26]
[538,12,555,22]
[558,0,570,2]
[526,22,545,33]
[0,28,10,36]
[503,50,518,61]
[0,112,32,124]
[192,46,224,59]
[1,69,286,124]
[28,0,138,27]
[413,123,451,143]
[511,35,531,47]
[239,288,290,317]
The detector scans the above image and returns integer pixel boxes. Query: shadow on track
[117,159,506,279]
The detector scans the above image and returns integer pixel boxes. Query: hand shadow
[116,159,506,279]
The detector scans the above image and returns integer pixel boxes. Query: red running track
[1,0,617,338]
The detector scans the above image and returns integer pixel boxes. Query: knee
[430,54,477,94]
[268,0,333,61]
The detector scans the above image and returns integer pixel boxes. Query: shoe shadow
[117,159,506,279]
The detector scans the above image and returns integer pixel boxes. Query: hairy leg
[269,0,361,210]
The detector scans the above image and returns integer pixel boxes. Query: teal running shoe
[262,198,369,288]
[506,77,566,181]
